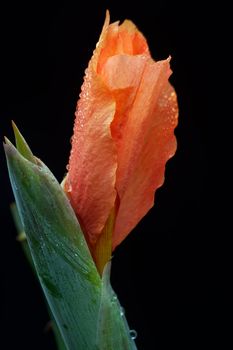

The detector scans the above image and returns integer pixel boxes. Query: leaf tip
[3,137,17,158]
[4,136,12,146]
[11,121,35,163]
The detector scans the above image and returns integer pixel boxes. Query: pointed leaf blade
[4,141,102,350]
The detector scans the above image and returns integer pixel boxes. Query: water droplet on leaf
[129,329,137,340]
[111,294,118,304]
[120,306,125,316]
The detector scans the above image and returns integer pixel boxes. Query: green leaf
[96,263,137,350]
[10,203,33,269]
[12,121,36,163]
[4,139,102,349]
[4,126,138,350]
[10,202,24,236]
[11,202,67,350]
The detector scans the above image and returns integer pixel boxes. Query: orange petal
[111,58,178,249]
[101,53,148,151]
[97,19,149,74]
[91,10,110,72]
[65,66,117,245]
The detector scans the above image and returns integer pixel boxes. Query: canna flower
[64,11,178,273]
[4,12,179,349]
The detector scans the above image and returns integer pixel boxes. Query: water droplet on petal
[129,329,137,340]
[66,182,72,193]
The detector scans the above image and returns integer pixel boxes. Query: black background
[0,1,212,349]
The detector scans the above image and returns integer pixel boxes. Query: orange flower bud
[65,12,178,273]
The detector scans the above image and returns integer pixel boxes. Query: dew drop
[111,294,118,304]
[66,182,72,193]
[129,329,137,340]
[120,307,125,316]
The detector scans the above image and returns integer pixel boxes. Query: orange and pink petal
[65,68,117,245]
[110,58,178,248]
